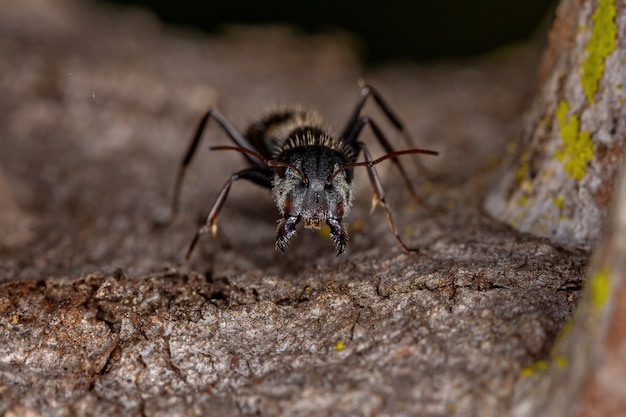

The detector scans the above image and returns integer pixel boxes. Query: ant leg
[357,141,417,253]
[166,109,267,225]
[339,84,414,147]
[186,167,272,260]
[344,115,425,203]
[339,83,437,179]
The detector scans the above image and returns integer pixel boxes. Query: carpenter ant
[168,84,438,258]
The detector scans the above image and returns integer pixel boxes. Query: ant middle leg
[357,141,418,253]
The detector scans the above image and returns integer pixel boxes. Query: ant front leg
[167,109,267,225]
[343,115,424,204]
[186,167,272,259]
[357,142,418,253]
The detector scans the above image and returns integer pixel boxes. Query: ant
[167,83,438,258]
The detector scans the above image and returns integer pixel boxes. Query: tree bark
[486,1,626,415]
[485,0,626,250]
[512,148,626,417]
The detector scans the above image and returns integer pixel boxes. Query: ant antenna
[209,146,309,185]
[326,148,439,185]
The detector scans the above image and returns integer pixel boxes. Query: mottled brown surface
[485,0,626,250]
[0,1,595,416]
[511,158,626,417]
[578,274,626,417]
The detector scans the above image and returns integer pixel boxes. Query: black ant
[168,84,438,258]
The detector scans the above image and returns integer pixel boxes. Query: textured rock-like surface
[485,0,626,250]
[0,1,595,416]
[512,149,626,417]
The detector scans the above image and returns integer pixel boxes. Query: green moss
[554,100,593,180]
[581,0,617,104]
[590,268,610,308]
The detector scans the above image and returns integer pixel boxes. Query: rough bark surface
[0,1,613,416]
[485,0,626,250]
[511,154,626,417]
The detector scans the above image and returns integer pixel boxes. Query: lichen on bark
[580,0,616,104]
[485,0,625,250]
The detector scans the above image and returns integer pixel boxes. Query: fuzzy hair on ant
[167,84,438,258]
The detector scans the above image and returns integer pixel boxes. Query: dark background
[101,0,556,62]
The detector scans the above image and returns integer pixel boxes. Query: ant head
[273,146,354,229]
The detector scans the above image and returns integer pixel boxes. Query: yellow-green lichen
[515,150,530,184]
[520,360,548,378]
[554,355,568,369]
[552,194,566,220]
[515,160,528,184]
[520,179,534,194]
[580,0,616,104]
[515,151,533,206]
[531,221,547,234]
[526,320,573,374]
[555,319,572,344]
[552,194,565,210]
[506,141,518,154]
[514,177,534,208]
[332,340,345,351]
[590,268,610,308]
[554,100,593,180]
